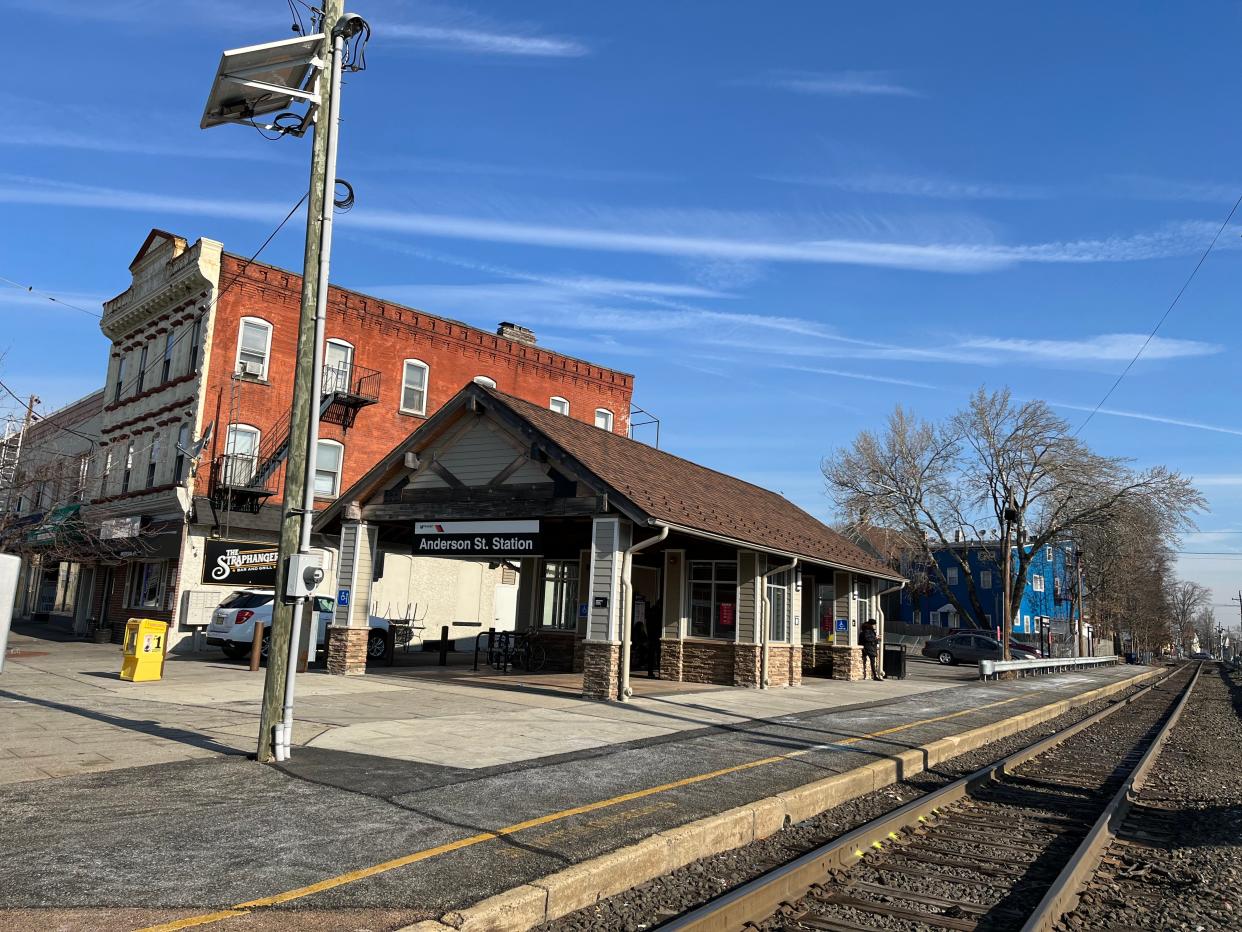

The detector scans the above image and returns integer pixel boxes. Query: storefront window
[688,560,737,638]
[126,561,166,610]
[541,560,579,629]
[766,569,792,642]
[808,582,835,642]
[52,563,80,615]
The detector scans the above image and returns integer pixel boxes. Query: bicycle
[510,628,547,673]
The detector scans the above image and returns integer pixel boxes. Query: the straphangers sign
[413,520,541,558]
[201,540,280,587]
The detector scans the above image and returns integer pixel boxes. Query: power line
[1073,192,1242,436]
[0,274,102,318]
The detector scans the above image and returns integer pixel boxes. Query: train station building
[315,382,905,696]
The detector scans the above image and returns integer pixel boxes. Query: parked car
[922,633,1036,665]
[1190,651,1212,660]
[205,589,390,661]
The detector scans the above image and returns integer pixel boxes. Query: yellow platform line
[137,692,1026,931]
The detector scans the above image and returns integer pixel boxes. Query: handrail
[979,654,1119,680]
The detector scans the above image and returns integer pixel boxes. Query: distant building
[893,539,1081,644]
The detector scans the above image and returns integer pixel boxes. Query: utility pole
[1,395,38,518]
[257,0,343,764]
[1000,492,1018,662]
[1073,545,1084,658]
[200,3,370,763]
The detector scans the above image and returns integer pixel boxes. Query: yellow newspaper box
[120,618,168,682]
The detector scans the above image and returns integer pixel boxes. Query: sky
[2,1,1242,632]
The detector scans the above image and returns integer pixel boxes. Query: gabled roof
[318,384,902,581]
[128,229,184,271]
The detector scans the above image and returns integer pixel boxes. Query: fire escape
[209,363,380,513]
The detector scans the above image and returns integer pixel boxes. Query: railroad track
[656,662,1201,932]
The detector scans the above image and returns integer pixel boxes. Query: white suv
[205,589,390,661]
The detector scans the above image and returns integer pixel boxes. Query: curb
[403,667,1161,932]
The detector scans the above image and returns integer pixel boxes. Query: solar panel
[200,33,325,130]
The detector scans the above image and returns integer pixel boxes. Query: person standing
[862,619,883,681]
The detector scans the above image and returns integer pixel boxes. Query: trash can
[120,618,168,682]
[883,643,907,680]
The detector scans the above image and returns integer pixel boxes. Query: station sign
[202,539,279,587]
[413,520,541,558]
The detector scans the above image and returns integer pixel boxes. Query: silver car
[205,589,389,661]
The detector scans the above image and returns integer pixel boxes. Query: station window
[688,560,737,639]
[401,359,429,415]
[549,396,570,416]
[540,560,579,630]
[236,317,273,379]
[594,408,614,431]
[766,569,793,642]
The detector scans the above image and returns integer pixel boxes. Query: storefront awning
[24,504,83,546]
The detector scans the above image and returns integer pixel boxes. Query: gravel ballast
[538,673,1163,932]
[1060,663,1242,932]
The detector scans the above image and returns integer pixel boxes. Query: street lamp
[200,4,370,763]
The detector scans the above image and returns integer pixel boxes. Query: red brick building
[82,230,633,648]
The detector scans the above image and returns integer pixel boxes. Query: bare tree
[1168,580,1212,656]
[824,387,1203,659]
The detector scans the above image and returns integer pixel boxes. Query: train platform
[0,630,1158,932]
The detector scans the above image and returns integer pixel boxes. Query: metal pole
[275,25,348,762]
[257,0,343,763]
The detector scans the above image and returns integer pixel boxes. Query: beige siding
[333,522,358,627]
[834,571,852,645]
[737,551,758,643]
[434,420,523,486]
[576,549,591,637]
[662,550,685,638]
[588,517,627,641]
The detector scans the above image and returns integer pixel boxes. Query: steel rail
[655,665,1187,932]
[1019,660,1203,931]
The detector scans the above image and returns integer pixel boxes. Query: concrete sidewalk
[1,628,969,782]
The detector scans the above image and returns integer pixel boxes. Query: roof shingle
[489,390,901,580]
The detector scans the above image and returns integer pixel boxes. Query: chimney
[497,321,536,345]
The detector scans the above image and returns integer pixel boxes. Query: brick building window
[549,396,570,416]
[125,560,166,610]
[146,432,161,489]
[161,331,175,382]
[136,344,149,393]
[540,560,579,630]
[187,317,202,375]
[400,359,428,415]
[173,423,190,482]
[314,439,344,497]
[236,317,272,379]
[121,441,135,494]
[688,560,737,639]
[224,424,260,485]
[594,408,614,431]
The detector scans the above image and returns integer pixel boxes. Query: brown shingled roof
[488,390,901,580]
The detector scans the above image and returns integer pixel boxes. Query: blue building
[894,540,1080,638]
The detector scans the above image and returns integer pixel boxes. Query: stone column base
[734,643,762,687]
[658,638,684,681]
[802,642,833,677]
[581,640,621,700]
[829,645,863,681]
[327,626,369,676]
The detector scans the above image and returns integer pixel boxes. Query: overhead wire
[0,275,102,318]
[1073,193,1242,436]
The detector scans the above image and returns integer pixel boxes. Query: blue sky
[3,1,1242,629]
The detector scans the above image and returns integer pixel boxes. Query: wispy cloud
[1050,402,1242,438]
[780,364,941,390]
[756,70,921,98]
[1106,174,1241,204]
[7,174,1242,276]
[385,23,588,57]
[1186,475,1242,487]
[763,172,1047,201]
[0,126,287,162]
[382,4,589,58]
[961,334,1222,362]
[358,155,672,183]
